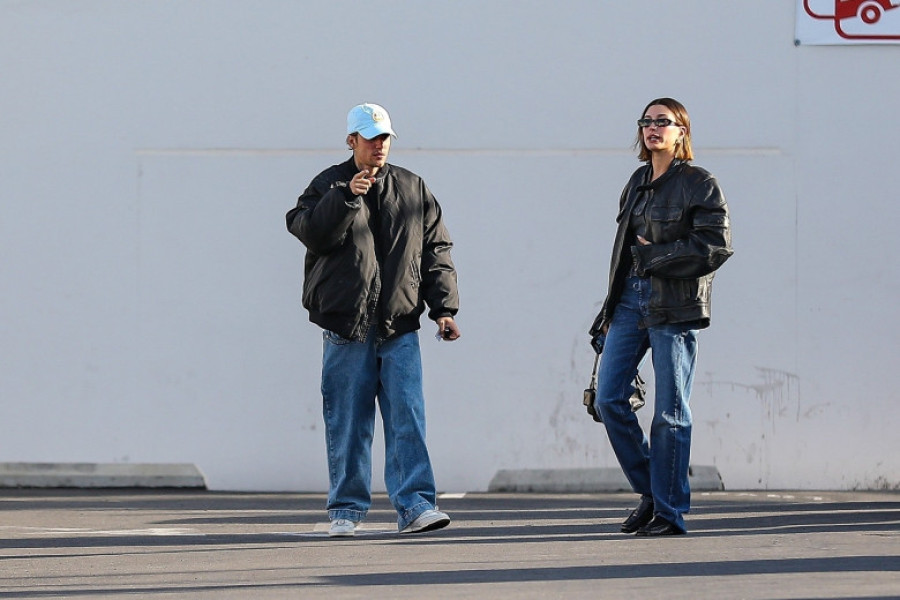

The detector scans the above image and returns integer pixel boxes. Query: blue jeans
[595,276,698,532]
[321,328,437,531]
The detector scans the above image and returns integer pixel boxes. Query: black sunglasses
[637,118,679,128]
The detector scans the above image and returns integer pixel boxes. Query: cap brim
[356,123,397,139]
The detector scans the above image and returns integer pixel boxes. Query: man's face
[349,133,391,172]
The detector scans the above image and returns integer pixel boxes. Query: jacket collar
[637,159,685,192]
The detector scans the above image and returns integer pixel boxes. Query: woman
[589,98,732,536]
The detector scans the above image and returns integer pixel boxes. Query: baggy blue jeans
[595,276,698,532]
[321,328,437,531]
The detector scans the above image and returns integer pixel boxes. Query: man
[286,103,460,537]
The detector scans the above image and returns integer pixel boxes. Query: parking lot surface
[1,489,898,599]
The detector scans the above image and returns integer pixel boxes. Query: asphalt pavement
[1,489,898,599]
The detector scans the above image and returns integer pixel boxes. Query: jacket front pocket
[649,206,683,222]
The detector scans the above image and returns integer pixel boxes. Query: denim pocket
[323,330,353,345]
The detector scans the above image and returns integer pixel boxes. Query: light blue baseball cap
[347,103,397,139]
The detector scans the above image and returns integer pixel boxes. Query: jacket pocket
[649,206,683,222]
[652,277,700,309]
[408,254,422,288]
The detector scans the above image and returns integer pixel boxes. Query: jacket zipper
[356,262,381,342]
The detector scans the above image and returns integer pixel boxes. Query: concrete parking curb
[0,462,207,488]
[487,465,724,493]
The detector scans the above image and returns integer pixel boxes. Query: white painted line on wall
[134,147,784,158]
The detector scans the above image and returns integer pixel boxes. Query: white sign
[797,0,900,44]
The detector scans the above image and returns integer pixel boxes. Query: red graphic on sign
[804,0,900,39]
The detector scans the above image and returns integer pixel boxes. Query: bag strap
[588,352,600,392]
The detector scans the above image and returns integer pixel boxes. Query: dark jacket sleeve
[419,181,459,321]
[286,173,361,255]
[631,174,733,279]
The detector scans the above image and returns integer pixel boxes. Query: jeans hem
[328,509,366,523]
[397,501,433,530]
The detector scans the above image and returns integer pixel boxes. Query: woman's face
[640,104,686,156]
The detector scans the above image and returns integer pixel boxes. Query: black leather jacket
[590,160,732,338]
[286,158,458,341]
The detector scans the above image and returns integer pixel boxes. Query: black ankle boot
[621,497,654,533]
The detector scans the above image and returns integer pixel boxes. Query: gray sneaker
[328,518,358,537]
[400,509,450,534]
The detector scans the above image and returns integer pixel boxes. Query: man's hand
[349,170,375,195]
[436,317,460,341]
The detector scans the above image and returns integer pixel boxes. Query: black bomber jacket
[286,158,458,341]
[590,160,733,337]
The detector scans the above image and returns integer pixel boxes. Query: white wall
[2,0,898,491]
